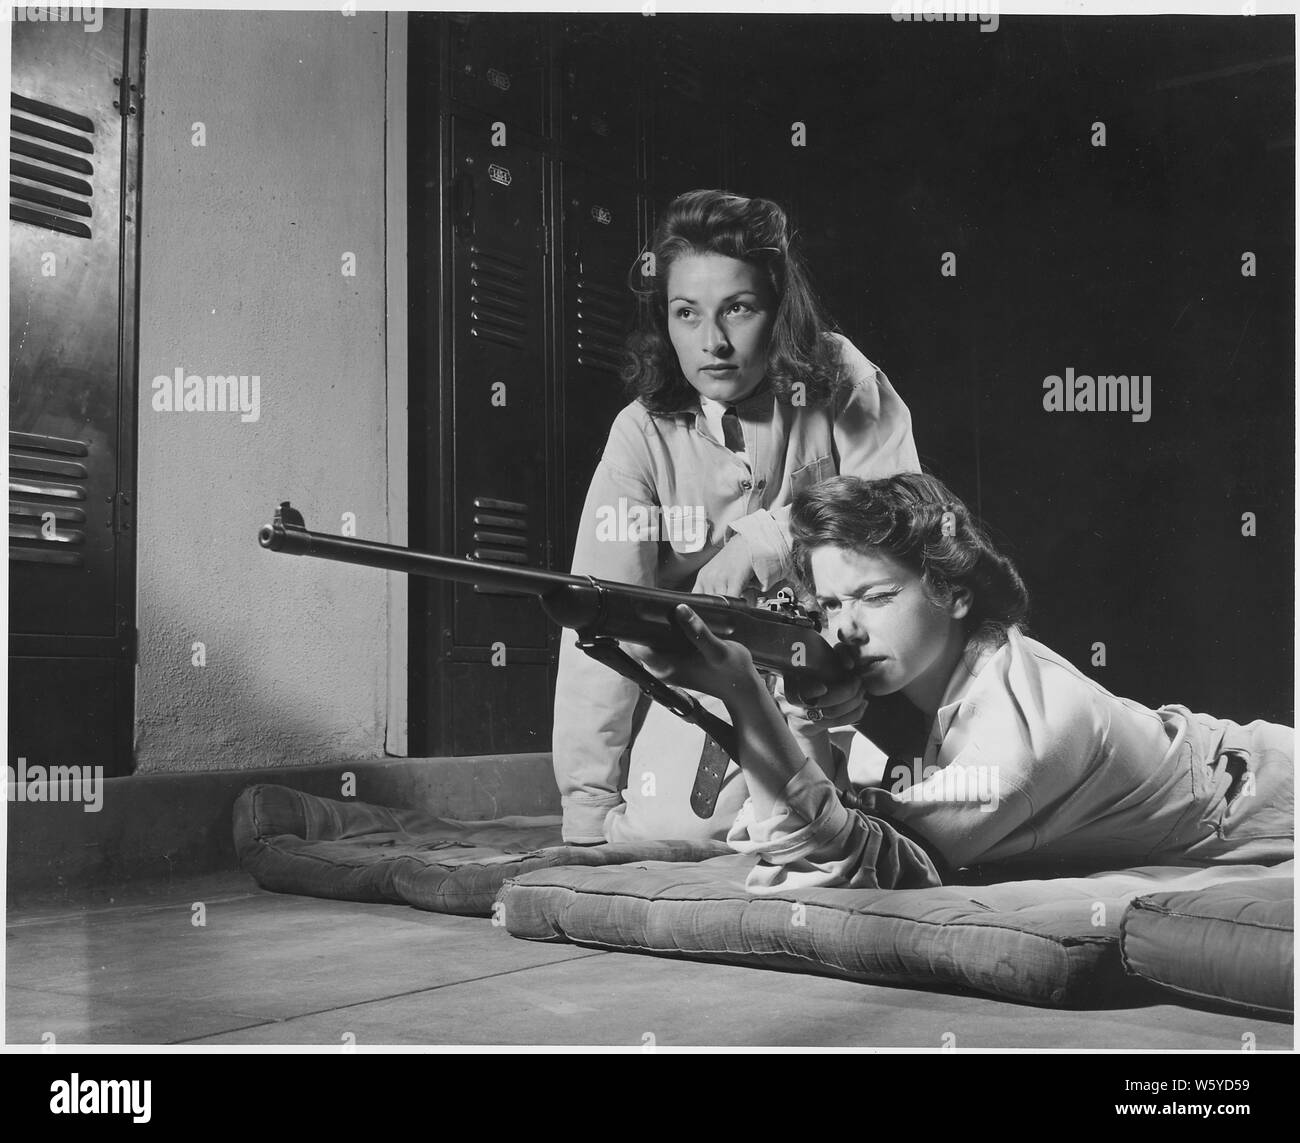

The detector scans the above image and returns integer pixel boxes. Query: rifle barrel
[258,502,581,596]
[259,502,845,682]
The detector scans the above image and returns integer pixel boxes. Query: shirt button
[756,478,766,490]
[741,480,753,491]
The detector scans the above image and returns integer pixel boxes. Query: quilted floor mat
[498,853,1294,1008]
[233,783,730,915]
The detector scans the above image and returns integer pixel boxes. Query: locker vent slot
[9,430,89,565]
[10,92,95,239]
[573,277,628,373]
[468,244,529,349]
[469,496,530,593]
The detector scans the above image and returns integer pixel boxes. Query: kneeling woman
[635,473,1294,890]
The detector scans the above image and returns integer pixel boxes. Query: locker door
[447,12,547,139]
[558,20,638,179]
[644,24,722,194]
[448,117,549,651]
[8,11,143,776]
[559,167,638,564]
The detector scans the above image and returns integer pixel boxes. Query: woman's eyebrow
[667,291,759,305]
[816,579,895,601]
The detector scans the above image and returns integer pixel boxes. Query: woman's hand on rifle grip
[778,662,869,727]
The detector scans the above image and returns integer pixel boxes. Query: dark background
[408,13,1294,754]
[746,15,1296,724]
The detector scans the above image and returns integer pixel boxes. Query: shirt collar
[933,632,1004,740]
[689,384,775,427]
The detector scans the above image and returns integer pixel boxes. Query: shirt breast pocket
[662,504,711,555]
[791,456,834,495]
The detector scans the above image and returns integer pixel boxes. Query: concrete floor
[6,872,1293,1048]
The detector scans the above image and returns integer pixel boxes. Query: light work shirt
[553,333,921,842]
[729,627,1295,890]
[698,395,752,470]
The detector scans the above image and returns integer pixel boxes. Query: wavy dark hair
[622,189,844,414]
[790,473,1031,648]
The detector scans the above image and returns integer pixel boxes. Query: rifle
[258,502,852,818]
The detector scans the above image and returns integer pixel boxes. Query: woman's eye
[864,591,899,605]
[727,303,753,316]
[673,307,694,320]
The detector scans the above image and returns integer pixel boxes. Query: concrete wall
[134,10,391,771]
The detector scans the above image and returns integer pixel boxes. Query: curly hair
[622,189,844,414]
[790,473,1031,648]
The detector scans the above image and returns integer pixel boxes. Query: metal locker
[447,12,547,140]
[557,20,639,179]
[446,660,554,757]
[643,23,722,194]
[409,14,758,757]
[8,11,143,776]
[558,165,638,564]
[448,116,550,651]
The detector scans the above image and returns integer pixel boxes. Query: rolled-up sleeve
[728,512,789,590]
[727,757,943,891]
